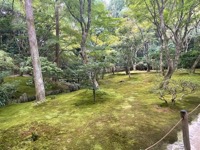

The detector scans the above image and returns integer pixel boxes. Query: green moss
[4,76,35,97]
[3,76,65,98]
[0,70,200,149]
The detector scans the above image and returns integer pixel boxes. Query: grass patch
[0,71,200,149]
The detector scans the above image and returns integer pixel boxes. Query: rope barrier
[145,119,182,150]
[188,104,200,115]
[145,103,200,150]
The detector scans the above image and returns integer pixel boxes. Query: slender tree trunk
[93,88,96,102]
[191,54,200,73]
[158,0,172,88]
[101,67,106,79]
[160,58,175,89]
[164,59,174,80]
[146,62,151,72]
[174,44,181,70]
[112,66,115,74]
[133,62,136,71]
[162,44,181,88]
[25,0,45,102]
[66,0,98,98]
[160,47,165,75]
[144,41,150,72]
[128,67,131,78]
[55,0,60,66]
[125,66,129,75]
[92,71,98,102]
[131,59,134,71]
[80,32,88,64]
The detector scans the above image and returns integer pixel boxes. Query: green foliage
[4,76,35,98]
[0,50,15,71]
[0,1,27,55]
[179,50,200,68]
[0,82,17,106]
[21,57,63,79]
[0,71,10,84]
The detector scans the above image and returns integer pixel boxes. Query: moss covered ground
[0,71,200,150]
[4,76,64,98]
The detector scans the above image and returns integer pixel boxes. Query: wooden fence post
[180,110,191,150]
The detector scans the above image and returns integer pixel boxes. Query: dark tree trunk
[144,41,150,72]
[101,67,106,79]
[125,66,130,75]
[92,71,98,102]
[25,0,45,102]
[55,0,60,66]
[80,32,88,64]
[93,88,96,102]
[128,67,131,78]
[111,66,115,75]
[146,62,151,72]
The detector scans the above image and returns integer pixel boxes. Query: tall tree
[64,0,91,65]
[25,0,45,102]
[64,0,99,90]
[128,0,200,85]
[55,0,60,66]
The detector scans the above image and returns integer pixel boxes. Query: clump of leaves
[20,57,63,79]
[0,50,15,71]
[0,71,18,106]
[0,82,17,106]
[0,71,10,84]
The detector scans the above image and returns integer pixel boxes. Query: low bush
[0,82,17,106]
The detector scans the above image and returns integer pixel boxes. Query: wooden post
[180,110,191,150]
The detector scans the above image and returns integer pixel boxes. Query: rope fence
[145,104,200,150]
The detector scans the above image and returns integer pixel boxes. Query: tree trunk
[111,66,115,74]
[160,47,165,75]
[160,59,174,89]
[55,0,60,66]
[93,88,96,102]
[191,54,200,73]
[144,41,150,72]
[101,67,106,79]
[125,66,129,75]
[92,71,99,102]
[80,32,88,64]
[25,0,45,102]
[164,59,174,81]
[133,62,136,71]
[128,67,131,78]
[146,62,151,72]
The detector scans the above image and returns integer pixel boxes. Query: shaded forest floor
[0,70,200,150]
